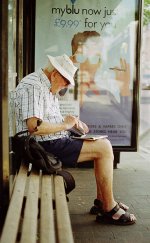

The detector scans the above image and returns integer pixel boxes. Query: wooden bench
[0,162,74,243]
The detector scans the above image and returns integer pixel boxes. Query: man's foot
[96,204,136,225]
[90,199,129,215]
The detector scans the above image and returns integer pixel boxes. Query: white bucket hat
[47,54,78,86]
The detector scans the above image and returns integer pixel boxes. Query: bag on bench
[12,131,75,194]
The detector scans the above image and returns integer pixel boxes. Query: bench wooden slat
[1,164,74,243]
[54,175,74,243]
[20,171,40,243]
[40,175,56,243]
[0,164,28,243]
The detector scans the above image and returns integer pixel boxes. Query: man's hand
[64,115,89,134]
[78,120,89,133]
[114,58,131,96]
[63,115,78,130]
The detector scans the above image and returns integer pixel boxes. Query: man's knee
[96,138,114,160]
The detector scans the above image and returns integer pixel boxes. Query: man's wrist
[62,122,69,131]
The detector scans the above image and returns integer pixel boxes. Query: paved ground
[67,90,150,243]
[68,144,150,243]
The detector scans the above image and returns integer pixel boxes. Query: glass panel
[8,0,17,194]
[35,0,142,148]
[8,0,17,91]
[8,0,17,137]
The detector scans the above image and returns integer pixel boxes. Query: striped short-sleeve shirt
[14,68,69,141]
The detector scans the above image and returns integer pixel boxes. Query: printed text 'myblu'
[52,5,102,17]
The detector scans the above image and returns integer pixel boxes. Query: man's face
[73,36,102,82]
[51,70,70,94]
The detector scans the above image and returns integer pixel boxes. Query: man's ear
[51,69,57,82]
[53,69,58,75]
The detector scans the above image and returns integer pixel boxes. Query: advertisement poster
[35,0,140,146]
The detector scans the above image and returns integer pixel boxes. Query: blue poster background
[35,0,139,146]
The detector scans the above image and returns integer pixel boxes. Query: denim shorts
[39,137,84,167]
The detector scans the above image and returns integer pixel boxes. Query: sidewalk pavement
[68,148,150,243]
[68,90,150,243]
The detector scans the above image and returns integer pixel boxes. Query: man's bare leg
[77,138,116,211]
[77,138,136,222]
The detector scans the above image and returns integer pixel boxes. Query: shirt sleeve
[21,84,44,121]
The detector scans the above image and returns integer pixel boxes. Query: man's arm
[26,115,80,135]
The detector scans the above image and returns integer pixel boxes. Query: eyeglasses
[56,71,70,86]
[74,54,101,64]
